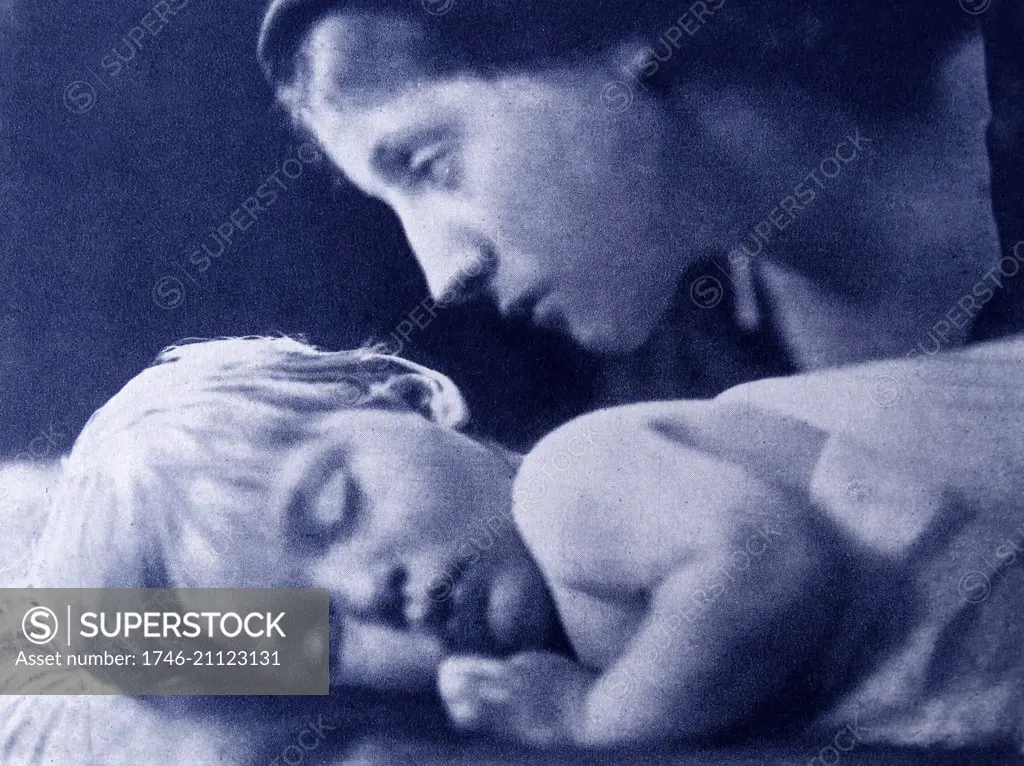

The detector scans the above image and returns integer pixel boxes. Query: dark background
[3,1,1022,459]
[0,0,600,457]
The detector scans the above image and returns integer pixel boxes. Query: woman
[256,0,1008,393]
[249,1,1024,755]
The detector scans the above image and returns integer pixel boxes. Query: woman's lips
[499,284,558,322]
[500,290,568,334]
[500,292,539,320]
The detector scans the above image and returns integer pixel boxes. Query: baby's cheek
[335,619,443,692]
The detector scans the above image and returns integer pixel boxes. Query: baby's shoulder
[511,403,722,588]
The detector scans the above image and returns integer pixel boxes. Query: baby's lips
[404,595,431,627]
[405,582,451,634]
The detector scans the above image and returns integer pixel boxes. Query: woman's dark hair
[258,0,971,117]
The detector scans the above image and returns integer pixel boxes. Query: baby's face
[263,409,560,692]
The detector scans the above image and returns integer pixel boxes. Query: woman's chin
[571,314,657,356]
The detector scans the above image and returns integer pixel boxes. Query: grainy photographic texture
[2,0,1023,764]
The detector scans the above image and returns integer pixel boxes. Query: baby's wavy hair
[28,336,470,590]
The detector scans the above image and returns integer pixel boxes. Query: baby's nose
[346,565,408,630]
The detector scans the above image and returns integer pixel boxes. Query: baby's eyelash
[310,470,364,545]
[284,459,361,549]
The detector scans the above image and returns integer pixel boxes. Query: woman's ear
[376,371,469,429]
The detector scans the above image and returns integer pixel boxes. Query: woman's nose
[398,210,499,305]
[434,249,497,305]
[411,242,497,306]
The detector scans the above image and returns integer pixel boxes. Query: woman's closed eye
[372,139,460,191]
[404,143,459,189]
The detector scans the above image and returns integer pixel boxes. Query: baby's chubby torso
[510,399,834,673]
[507,337,1024,749]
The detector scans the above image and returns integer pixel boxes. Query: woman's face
[297,14,696,354]
[262,409,558,692]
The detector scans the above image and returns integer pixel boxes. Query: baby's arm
[440,494,827,748]
[576,530,822,747]
[440,402,854,747]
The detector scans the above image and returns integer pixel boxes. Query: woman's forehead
[301,11,434,110]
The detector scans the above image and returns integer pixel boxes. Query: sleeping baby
[12,335,1022,759]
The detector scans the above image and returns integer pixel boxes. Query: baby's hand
[437,652,595,747]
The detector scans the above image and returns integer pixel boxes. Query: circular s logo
[869,373,903,408]
[959,0,991,15]
[22,606,59,645]
[958,571,991,604]
[63,80,97,114]
[689,275,724,309]
[600,81,634,113]
[422,0,455,15]
[152,276,185,310]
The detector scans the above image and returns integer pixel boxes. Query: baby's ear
[378,371,469,430]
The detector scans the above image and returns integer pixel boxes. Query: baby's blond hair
[29,337,469,589]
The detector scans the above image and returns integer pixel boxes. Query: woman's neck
[760,33,1002,370]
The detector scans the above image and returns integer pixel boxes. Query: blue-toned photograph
[1,0,1023,763]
